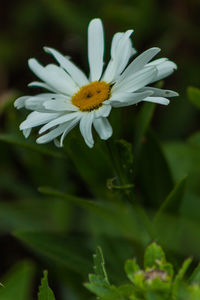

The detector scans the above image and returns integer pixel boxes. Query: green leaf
[145,290,165,300]
[187,87,200,109]
[114,139,134,182]
[105,139,134,190]
[125,259,140,283]
[38,271,55,300]
[14,231,91,276]
[0,261,34,300]
[85,247,112,298]
[38,186,148,245]
[93,247,109,284]
[0,134,65,159]
[188,285,200,300]
[154,177,187,225]
[85,274,111,297]
[144,243,165,269]
[175,258,192,282]
[38,186,102,212]
[137,130,173,208]
[188,131,200,147]
[189,263,200,285]
[64,135,113,198]
[173,258,192,296]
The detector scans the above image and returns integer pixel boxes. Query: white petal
[23,128,32,138]
[28,81,55,92]
[36,123,67,144]
[39,111,80,133]
[28,59,78,95]
[24,93,69,112]
[44,47,89,86]
[113,66,157,93]
[20,111,60,130]
[147,59,177,82]
[93,117,113,140]
[79,112,94,148]
[140,87,179,97]
[24,94,56,111]
[144,96,170,105]
[110,91,153,107]
[14,96,30,109]
[117,47,160,84]
[43,99,78,112]
[102,30,134,83]
[88,19,104,81]
[94,104,112,118]
[59,117,81,147]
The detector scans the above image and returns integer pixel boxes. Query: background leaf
[0,261,35,300]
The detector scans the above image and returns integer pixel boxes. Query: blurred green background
[0,0,200,299]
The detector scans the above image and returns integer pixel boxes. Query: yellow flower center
[71,81,110,111]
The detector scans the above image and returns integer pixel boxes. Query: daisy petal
[79,112,94,148]
[144,96,170,105]
[28,81,55,92]
[39,111,80,133]
[23,128,32,138]
[93,117,113,140]
[110,91,153,107]
[44,47,89,86]
[94,104,112,118]
[117,47,160,84]
[113,66,157,93]
[20,111,60,130]
[59,117,81,147]
[36,123,67,144]
[88,19,104,81]
[147,59,177,82]
[102,30,134,83]
[140,87,179,97]
[14,96,30,109]
[43,99,78,112]
[28,59,78,95]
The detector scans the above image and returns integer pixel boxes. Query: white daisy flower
[14,18,178,148]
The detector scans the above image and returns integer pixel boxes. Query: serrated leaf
[144,243,165,268]
[85,247,112,298]
[0,261,34,300]
[187,86,200,109]
[125,259,140,283]
[85,274,110,297]
[154,177,187,225]
[38,271,55,300]
[93,247,109,284]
